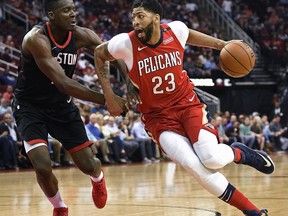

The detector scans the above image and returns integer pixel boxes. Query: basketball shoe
[243,209,268,216]
[231,142,275,174]
[91,171,108,208]
[53,207,68,216]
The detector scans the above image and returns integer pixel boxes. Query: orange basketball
[219,42,255,78]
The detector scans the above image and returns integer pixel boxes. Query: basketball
[219,42,255,78]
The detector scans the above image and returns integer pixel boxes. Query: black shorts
[12,98,92,153]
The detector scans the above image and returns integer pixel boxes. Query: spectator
[2,47,13,63]
[268,114,287,151]
[0,112,18,169]
[222,0,233,17]
[225,120,242,143]
[86,113,112,164]
[131,114,159,163]
[225,113,238,131]
[4,35,15,48]
[118,117,140,162]
[48,135,74,167]
[214,115,232,144]
[0,98,12,119]
[104,116,128,164]
[2,85,13,103]
[250,116,266,151]
[239,116,256,149]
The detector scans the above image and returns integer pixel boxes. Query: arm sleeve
[168,21,189,48]
[107,33,133,70]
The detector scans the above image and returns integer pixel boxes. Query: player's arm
[93,41,127,116]
[76,27,140,105]
[187,29,226,50]
[111,59,141,105]
[23,28,105,104]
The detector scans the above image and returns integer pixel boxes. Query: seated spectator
[0,98,12,119]
[104,116,128,164]
[0,69,17,87]
[0,112,18,169]
[4,35,15,48]
[48,134,74,167]
[2,85,13,103]
[239,116,256,149]
[250,116,266,151]
[2,47,13,63]
[85,114,112,164]
[118,117,140,162]
[214,116,232,144]
[267,114,287,151]
[225,120,242,143]
[131,114,159,163]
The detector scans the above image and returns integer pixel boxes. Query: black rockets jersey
[14,22,77,105]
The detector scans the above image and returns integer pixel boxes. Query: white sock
[90,171,103,183]
[48,191,67,208]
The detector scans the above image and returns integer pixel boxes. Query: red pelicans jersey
[128,24,194,114]
[108,21,195,114]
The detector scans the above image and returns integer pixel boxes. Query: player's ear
[48,11,54,20]
[154,14,160,23]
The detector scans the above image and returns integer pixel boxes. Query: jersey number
[152,73,176,94]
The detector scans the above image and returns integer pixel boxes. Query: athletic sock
[48,191,67,208]
[232,147,242,162]
[90,170,103,183]
[219,183,260,213]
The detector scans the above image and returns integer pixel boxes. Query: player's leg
[69,144,107,209]
[24,142,68,216]
[159,131,268,215]
[183,106,274,174]
[13,101,68,216]
[51,110,107,209]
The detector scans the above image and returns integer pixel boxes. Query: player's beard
[138,21,154,43]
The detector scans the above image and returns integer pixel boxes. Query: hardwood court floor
[0,153,287,216]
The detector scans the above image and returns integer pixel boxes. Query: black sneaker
[231,142,275,174]
[243,209,268,216]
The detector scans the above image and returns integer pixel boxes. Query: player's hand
[105,94,128,116]
[126,79,141,106]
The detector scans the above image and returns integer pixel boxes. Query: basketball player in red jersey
[93,0,274,215]
[12,0,138,215]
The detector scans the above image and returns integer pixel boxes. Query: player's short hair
[44,0,62,15]
[132,0,163,17]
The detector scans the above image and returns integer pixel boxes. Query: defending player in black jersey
[12,0,139,215]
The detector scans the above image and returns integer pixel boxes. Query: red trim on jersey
[46,22,72,48]
[68,141,93,154]
[27,139,48,145]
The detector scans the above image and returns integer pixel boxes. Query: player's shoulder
[23,25,48,47]
[112,32,130,41]
[110,33,130,46]
[167,20,188,30]
[73,25,93,37]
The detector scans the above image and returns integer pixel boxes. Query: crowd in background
[0,0,288,171]
[217,0,288,67]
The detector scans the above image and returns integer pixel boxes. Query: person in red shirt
[93,0,274,215]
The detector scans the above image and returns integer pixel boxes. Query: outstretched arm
[187,29,242,50]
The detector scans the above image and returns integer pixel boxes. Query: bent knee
[200,156,223,170]
[76,157,101,175]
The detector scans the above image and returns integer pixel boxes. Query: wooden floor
[0,153,287,216]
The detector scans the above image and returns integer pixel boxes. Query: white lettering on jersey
[138,51,181,76]
[55,53,77,65]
